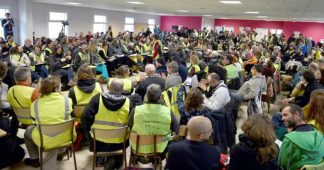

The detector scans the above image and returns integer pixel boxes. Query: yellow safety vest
[131,104,171,153]
[143,44,152,54]
[7,85,35,125]
[78,51,91,64]
[225,64,239,81]
[98,48,107,63]
[31,93,76,149]
[108,78,133,94]
[44,48,52,56]
[30,53,46,71]
[91,96,130,143]
[188,64,200,75]
[162,86,182,120]
[74,83,102,106]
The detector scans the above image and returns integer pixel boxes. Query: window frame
[93,15,107,33]
[48,11,68,38]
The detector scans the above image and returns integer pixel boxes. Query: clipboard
[62,64,73,69]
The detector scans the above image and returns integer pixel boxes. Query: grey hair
[14,67,31,82]
[109,79,124,94]
[167,61,179,73]
[146,84,162,103]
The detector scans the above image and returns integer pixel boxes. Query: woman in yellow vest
[304,89,324,134]
[68,64,102,107]
[188,54,200,77]
[23,76,75,168]
[29,45,49,78]
[108,65,133,95]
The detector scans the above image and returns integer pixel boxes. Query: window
[93,15,106,33]
[148,19,155,32]
[124,17,134,32]
[0,8,10,38]
[48,12,68,38]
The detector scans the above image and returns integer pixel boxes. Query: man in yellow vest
[222,54,240,89]
[73,43,90,71]
[7,67,40,125]
[82,79,135,169]
[129,84,178,162]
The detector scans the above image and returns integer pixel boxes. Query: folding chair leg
[93,152,96,170]
[124,152,127,170]
[71,146,77,170]
[40,150,43,170]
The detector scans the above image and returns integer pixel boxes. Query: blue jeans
[35,65,49,78]
[61,67,73,82]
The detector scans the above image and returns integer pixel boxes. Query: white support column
[18,0,33,45]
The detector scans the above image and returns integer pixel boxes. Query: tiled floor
[5,74,285,169]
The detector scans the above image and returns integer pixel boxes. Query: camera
[61,20,69,26]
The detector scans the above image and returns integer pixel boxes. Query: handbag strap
[12,88,24,108]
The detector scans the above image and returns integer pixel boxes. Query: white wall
[32,2,160,38]
[202,17,214,31]
[0,0,20,42]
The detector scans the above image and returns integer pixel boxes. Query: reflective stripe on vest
[74,83,102,106]
[131,104,171,154]
[45,48,52,56]
[91,95,130,143]
[78,51,90,64]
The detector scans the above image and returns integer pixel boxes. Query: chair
[37,119,77,170]
[73,105,86,124]
[129,132,165,170]
[301,161,324,170]
[12,107,34,127]
[92,126,128,170]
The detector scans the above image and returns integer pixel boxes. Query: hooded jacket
[68,79,100,105]
[278,128,324,170]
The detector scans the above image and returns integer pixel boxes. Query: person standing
[1,13,15,40]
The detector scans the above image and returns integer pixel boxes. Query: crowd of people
[0,22,323,170]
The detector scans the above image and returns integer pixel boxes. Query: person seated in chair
[165,116,220,170]
[82,79,135,169]
[128,84,178,163]
[24,76,75,168]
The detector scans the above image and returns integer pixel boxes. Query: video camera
[61,20,69,26]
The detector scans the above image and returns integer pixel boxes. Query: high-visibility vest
[188,64,200,75]
[131,104,171,153]
[98,48,107,63]
[143,44,152,54]
[108,78,133,94]
[74,83,102,106]
[29,53,46,70]
[44,48,52,56]
[78,51,91,64]
[91,95,130,143]
[225,64,239,81]
[7,85,35,125]
[31,93,76,149]
[162,85,183,120]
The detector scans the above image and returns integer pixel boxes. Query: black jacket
[81,92,137,152]
[68,79,98,106]
[295,81,323,107]
[135,76,165,101]
[227,134,281,170]
[165,140,220,170]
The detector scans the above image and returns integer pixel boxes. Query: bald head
[187,116,212,141]
[145,64,156,77]
[109,79,124,94]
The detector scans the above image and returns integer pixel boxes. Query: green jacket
[278,130,324,170]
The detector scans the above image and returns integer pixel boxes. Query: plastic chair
[37,119,77,170]
[301,161,324,170]
[129,131,165,170]
[92,126,128,170]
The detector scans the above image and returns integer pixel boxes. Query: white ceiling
[32,0,324,22]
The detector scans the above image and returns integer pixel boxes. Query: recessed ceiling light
[65,2,81,5]
[176,10,189,13]
[245,11,259,14]
[127,1,144,5]
[220,1,242,4]
[257,16,268,18]
[203,15,213,17]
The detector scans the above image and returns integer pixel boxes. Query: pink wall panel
[160,16,202,31]
[214,19,324,43]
